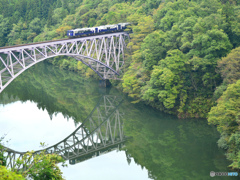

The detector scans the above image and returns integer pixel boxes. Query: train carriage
[67,23,130,38]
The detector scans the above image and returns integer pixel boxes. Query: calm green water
[0,62,237,179]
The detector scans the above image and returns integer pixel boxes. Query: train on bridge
[67,23,130,38]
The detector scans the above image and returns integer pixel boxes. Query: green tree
[52,7,68,25]
[14,150,66,180]
[208,80,240,169]
[0,15,10,46]
[7,21,28,45]
[141,30,167,70]
[188,29,232,60]
[0,166,25,180]
[142,49,187,111]
[47,7,54,28]
[217,46,240,84]
[28,18,42,41]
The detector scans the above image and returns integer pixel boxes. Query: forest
[0,0,240,176]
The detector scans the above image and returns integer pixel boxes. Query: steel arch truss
[3,95,126,169]
[0,32,129,93]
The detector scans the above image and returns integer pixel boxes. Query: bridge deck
[0,32,129,52]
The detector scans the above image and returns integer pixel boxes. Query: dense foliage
[208,80,240,169]
[0,166,25,180]
[1,0,240,170]
[208,47,240,169]
[15,150,65,180]
[0,151,65,180]
[0,138,65,180]
[123,0,240,118]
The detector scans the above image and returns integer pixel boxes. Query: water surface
[0,61,236,179]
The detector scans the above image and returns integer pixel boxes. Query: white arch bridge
[0,32,130,93]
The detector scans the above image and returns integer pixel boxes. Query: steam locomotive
[67,23,130,38]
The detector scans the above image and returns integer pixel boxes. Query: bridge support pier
[99,79,111,87]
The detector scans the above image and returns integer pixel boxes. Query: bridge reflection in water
[3,95,127,169]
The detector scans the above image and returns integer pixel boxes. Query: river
[0,61,237,179]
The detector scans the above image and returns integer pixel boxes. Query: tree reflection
[122,104,235,180]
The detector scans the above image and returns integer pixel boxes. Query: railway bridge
[0,32,130,93]
[2,95,127,169]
